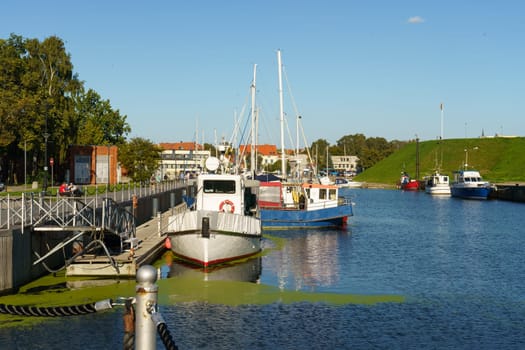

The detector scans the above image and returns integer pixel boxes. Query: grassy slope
[354,137,525,186]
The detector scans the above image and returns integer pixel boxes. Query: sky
[2,0,524,147]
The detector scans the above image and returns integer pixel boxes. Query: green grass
[354,137,525,185]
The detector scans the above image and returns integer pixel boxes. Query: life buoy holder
[219,199,235,213]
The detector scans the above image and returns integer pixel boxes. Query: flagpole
[440,103,444,140]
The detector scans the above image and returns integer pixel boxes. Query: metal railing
[0,180,183,231]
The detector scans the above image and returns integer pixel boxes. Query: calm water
[2,189,525,349]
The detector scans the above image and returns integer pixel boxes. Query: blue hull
[451,186,491,200]
[260,204,353,229]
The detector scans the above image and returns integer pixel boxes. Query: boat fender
[164,237,172,249]
[219,199,235,213]
[202,217,210,238]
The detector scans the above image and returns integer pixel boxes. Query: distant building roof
[159,142,203,151]
[239,144,279,156]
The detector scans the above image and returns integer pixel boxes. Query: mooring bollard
[135,265,158,350]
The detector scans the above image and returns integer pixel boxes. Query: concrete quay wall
[490,184,525,203]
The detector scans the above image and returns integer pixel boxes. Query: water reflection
[159,252,262,283]
[265,229,349,292]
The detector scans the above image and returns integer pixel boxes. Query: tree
[0,34,130,185]
[310,139,330,169]
[118,138,162,183]
[73,89,130,146]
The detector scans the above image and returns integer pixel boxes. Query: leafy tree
[74,89,130,146]
[309,139,330,169]
[0,34,129,185]
[119,138,162,182]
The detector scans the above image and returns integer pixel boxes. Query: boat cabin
[453,170,484,184]
[196,174,259,216]
[258,181,339,211]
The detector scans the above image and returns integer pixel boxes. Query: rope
[0,299,113,317]
[152,311,179,350]
[157,322,179,350]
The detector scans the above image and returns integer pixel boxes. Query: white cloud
[408,16,425,24]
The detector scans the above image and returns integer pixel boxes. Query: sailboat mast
[250,64,257,175]
[277,50,286,178]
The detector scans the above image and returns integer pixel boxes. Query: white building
[330,155,360,176]
[158,142,211,180]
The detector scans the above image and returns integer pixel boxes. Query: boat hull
[168,210,261,266]
[451,186,491,200]
[425,186,451,196]
[401,181,420,191]
[260,204,353,229]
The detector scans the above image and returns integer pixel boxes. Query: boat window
[329,189,336,200]
[203,180,236,194]
[319,189,327,200]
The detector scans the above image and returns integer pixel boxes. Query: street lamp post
[43,131,50,194]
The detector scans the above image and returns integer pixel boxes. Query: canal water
[1,188,525,349]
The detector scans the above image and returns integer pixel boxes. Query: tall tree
[74,89,130,146]
[0,34,130,184]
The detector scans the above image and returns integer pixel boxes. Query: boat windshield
[203,180,236,194]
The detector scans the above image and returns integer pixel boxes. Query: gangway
[29,196,135,273]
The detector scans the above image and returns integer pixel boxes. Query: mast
[277,50,286,179]
[296,115,300,155]
[250,64,257,175]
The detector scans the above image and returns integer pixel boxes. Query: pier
[490,183,525,202]
[0,181,194,293]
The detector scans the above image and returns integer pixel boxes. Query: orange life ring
[219,199,235,213]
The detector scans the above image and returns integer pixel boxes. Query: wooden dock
[65,210,175,277]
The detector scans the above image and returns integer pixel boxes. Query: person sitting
[59,182,70,196]
[69,183,83,196]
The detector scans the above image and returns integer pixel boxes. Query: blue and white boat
[257,50,353,229]
[451,170,492,200]
[258,180,353,229]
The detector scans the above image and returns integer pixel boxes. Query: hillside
[354,137,525,186]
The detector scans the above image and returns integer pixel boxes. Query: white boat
[424,171,451,196]
[167,156,262,267]
[335,177,364,188]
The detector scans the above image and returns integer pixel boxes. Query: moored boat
[450,170,492,200]
[258,180,353,229]
[167,156,261,267]
[256,50,353,230]
[424,171,451,196]
[335,177,364,188]
[399,172,419,191]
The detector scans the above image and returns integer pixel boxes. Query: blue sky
[2,1,524,147]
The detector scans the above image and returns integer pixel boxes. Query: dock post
[152,197,158,218]
[135,265,158,350]
[170,192,175,209]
